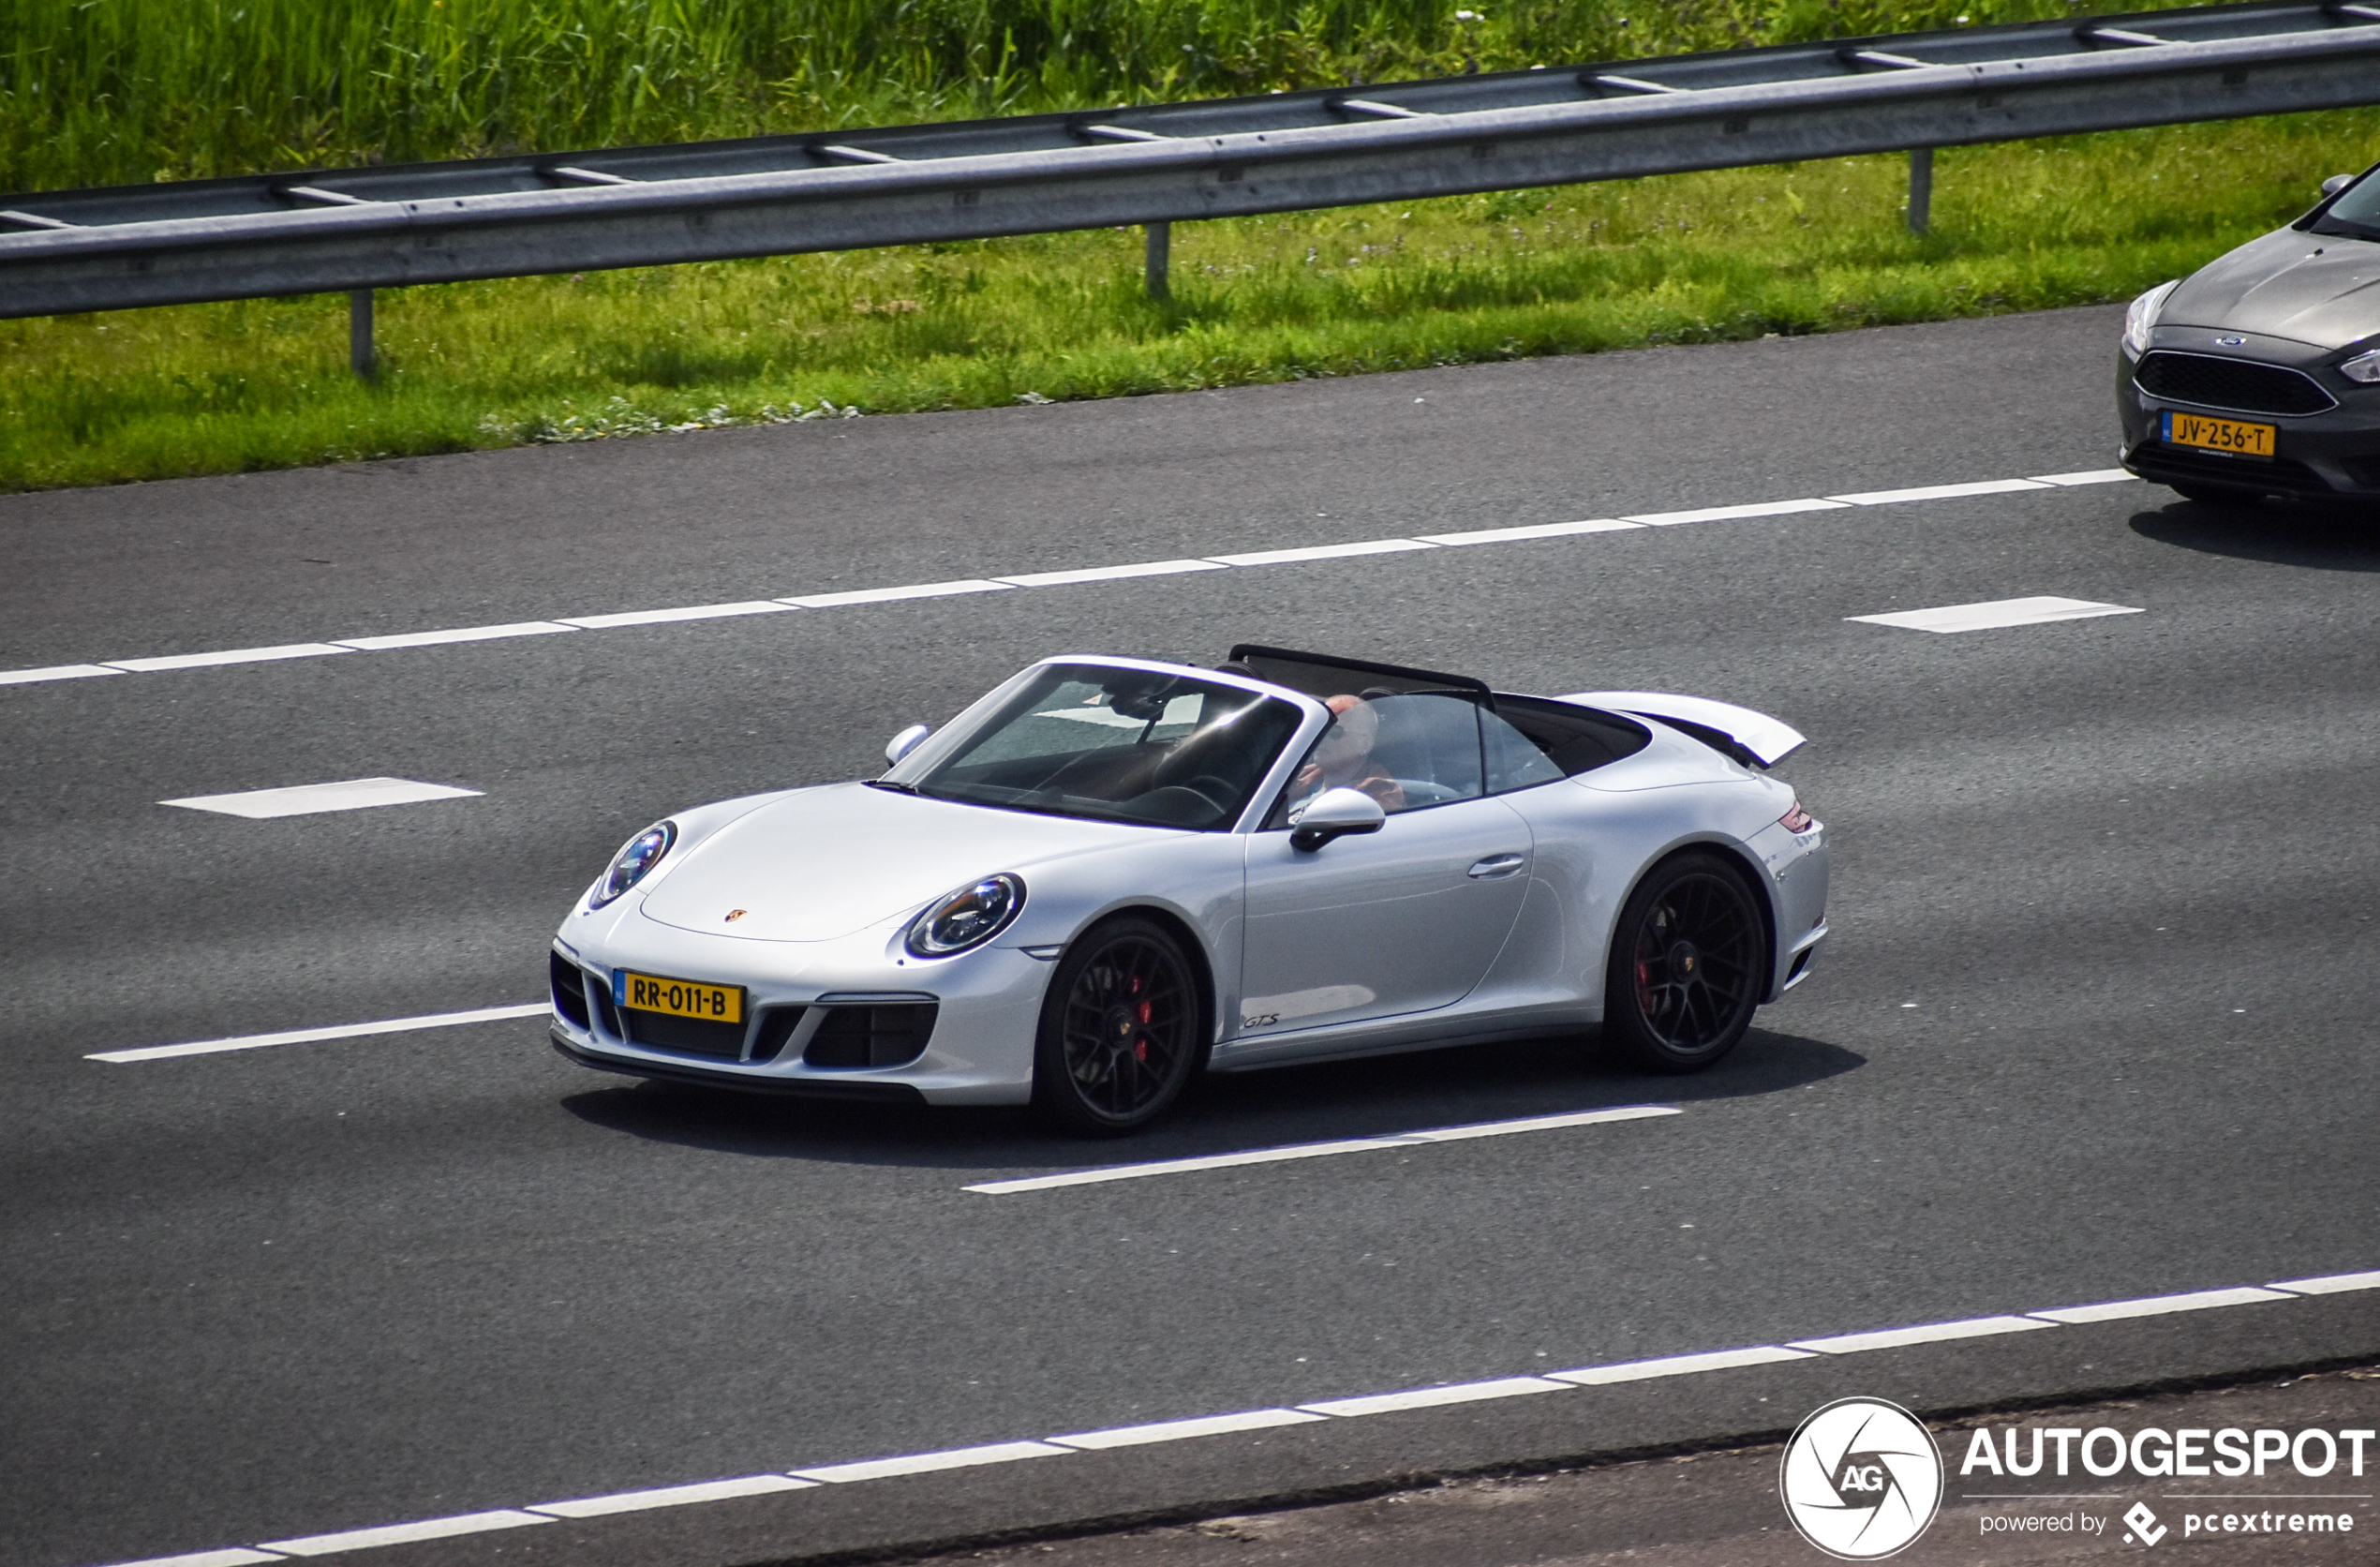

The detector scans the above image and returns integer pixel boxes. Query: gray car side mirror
[2322,173,2357,199]
[1289,786,1387,852]
[885,723,931,767]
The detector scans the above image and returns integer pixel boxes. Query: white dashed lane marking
[88,1002,549,1063]
[1848,596,2143,634]
[161,777,482,819]
[91,1270,2380,1564]
[1,468,2142,688]
[963,1106,1680,1193]
[1785,1315,2056,1354]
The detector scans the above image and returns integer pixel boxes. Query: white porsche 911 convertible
[548,646,1829,1135]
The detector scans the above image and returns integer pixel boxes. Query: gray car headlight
[2343,350,2380,385]
[2122,280,2179,358]
[906,873,1025,958]
[589,820,677,909]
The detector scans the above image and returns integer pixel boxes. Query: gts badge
[1240,1013,1280,1030]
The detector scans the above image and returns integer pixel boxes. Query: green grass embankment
[1,2,2373,492]
[7,110,2376,493]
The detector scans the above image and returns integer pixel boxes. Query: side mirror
[885,723,931,767]
[2321,173,2357,199]
[1289,786,1387,852]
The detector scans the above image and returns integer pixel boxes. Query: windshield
[887,664,1304,829]
[2313,170,2380,240]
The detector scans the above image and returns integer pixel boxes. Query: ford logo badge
[2215,335,2245,347]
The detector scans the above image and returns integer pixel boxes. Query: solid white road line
[1828,478,2051,505]
[333,621,575,651]
[160,777,482,819]
[967,1137,1419,1193]
[528,1475,815,1518]
[1300,1376,1572,1418]
[2030,1286,2298,1323]
[1547,1346,1815,1385]
[1207,538,1435,566]
[1418,518,1639,545]
[0,663,124,685]
[1848,596,2143,634]
[778,579,1011,608]
[995,559,1227,588]
[5,465,2150,690]
[1399,1106,1677,1142]
[963,1106,1680,1193]
[2029,469,2136,486]
[97,1260,2377,1567]
[1049,1410,1326,1449]
[2270,1269,2380,1295]
[791,1441,1071,1484]
[1787,1316,2056,1355]
[89,1003,548,1063]
[558,602,794,629]
[1622,498,1848,526]
[104,644,351,673]
[258,1511,551,1555]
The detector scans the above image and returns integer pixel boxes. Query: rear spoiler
[1559,691,1806,769]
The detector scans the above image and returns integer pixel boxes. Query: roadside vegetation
[2,0,2373,491]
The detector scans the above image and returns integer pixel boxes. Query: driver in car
[1290,694,1406,814]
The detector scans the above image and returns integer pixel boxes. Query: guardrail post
[1145,222,1171,301]
[349,288,375,379]
[1908,148,1934,235]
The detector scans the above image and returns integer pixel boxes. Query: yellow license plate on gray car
[2163,410,2275,460]
[614,969,743,1023]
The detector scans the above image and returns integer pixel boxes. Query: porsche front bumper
[547,904,1050,1105]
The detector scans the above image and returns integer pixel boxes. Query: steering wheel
[1172,775,1239,821]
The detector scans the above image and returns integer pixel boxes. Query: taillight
[1779,802,1814,833]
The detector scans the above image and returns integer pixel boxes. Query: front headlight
[588,821,676,909]
[905,873,1025,958]
[2342,349,2380,385]
[2122,279,2179,358]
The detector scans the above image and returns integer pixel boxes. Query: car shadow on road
[555,1026,1863,1173]
[2130,499,2380,570]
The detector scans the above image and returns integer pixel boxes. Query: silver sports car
[2119,158,2380,507]
[548,647,1830,1134]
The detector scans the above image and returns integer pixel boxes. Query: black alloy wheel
[1033,917,1202,1135]
[1602,852,1764,1073]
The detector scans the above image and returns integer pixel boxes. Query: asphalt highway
[5,305,2377,1567]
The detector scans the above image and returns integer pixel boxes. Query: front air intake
[804,1004,938,1068]
[2135,352,2336,416]
[549,952,592,1029]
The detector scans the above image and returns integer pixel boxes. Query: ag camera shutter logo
[1780,1397,1944,1560]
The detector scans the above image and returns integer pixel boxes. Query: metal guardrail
[4,0,2377,344]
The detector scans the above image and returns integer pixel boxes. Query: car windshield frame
[876,660,1311,831]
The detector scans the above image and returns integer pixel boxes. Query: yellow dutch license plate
[614,969,744,1024]
[2162,410,2276,461]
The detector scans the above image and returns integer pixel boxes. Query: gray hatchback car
[2119,159,2380,509]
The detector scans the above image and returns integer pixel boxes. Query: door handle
[1466,854,1526,879]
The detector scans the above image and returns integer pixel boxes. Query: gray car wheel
[1033,917,1202,1136]
[1602,852,1764,1074]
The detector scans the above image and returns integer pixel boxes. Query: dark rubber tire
[1032,917,1203,1136]
[1602,852,1765,1074]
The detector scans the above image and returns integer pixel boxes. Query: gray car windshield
[896,665,1304,829]
[2313,172,2380,239]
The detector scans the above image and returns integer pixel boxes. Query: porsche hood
[2164,227,2380,351]
[635,783,1151,943]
